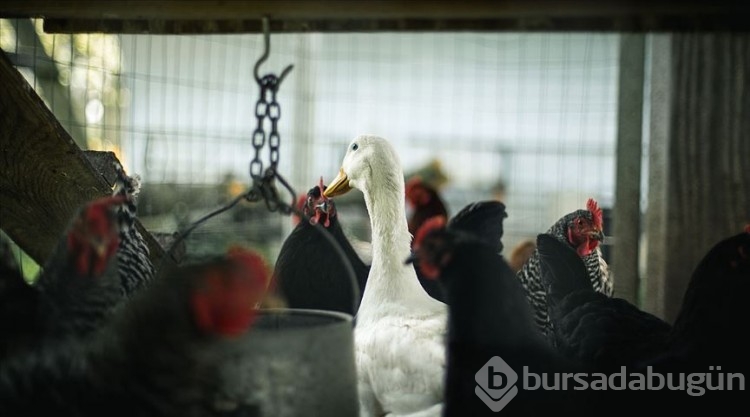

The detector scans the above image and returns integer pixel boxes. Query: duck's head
[324,135,402,198]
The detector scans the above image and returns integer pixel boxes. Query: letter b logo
[488,366,507,390]
[475,356,519,412]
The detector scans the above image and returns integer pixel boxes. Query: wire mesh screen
[2,18,619,267]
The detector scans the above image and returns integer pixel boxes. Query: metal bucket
[218,308,359,417]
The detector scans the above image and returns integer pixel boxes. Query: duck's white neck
[357,171,430,316]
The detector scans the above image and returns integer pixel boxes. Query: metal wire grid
[2,19,619,260]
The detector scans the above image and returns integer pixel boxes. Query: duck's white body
[325,135,446,417]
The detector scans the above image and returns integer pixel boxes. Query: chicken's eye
[351,143,359,151]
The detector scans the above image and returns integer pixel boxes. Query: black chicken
[660,226,750,372]
[0,247,269,417]
[274,179,369,315]
[538,233,671,371]
[409,200,507,303]
[539,226,750,374]
[540,227,750,415]
[409,203,590,416]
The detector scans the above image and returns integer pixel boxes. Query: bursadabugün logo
[475,356,745,412]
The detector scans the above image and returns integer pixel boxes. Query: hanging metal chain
[246,17,294,212]
[250,74,285,180]
[165,16,358,289]
[268,85,282,171]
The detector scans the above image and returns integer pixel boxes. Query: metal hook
[254,16,294,86]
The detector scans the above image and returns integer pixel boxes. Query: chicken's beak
[590,229,605,242]
[323,168,352,198]
[404,252,418,265]
[89,238,109,258]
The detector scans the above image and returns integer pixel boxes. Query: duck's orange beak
[323,168,352,198]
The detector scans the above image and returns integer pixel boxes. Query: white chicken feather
[325,135,447,417]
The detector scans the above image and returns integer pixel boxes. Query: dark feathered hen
[662,226,750,371]
[274,179,369,315]
[408,201,507,302]
[0,248,269,417]
[446,201,507,254]
[539,226,750,374]
[517,198,611,341]
[538,228,750,413]
[409,203,588,417]
[538,234,670,371]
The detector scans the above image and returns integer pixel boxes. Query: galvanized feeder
[219,308,359,417]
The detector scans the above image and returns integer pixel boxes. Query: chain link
[246,59,296,214]
[250,74,286,178]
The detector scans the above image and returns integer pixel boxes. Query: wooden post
[643,34,672,319]
[0,49,170,268]
[612,33,645,304]
[644,34,750,322]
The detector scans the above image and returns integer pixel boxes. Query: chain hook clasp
[253,16,294,88]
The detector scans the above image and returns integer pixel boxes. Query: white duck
[325,135,446,417]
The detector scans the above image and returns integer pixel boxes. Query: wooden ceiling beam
[1,1,748,33]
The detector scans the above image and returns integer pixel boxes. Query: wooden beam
[644,33,750,322]
[643,34,672,320]
[0,0,745,20]
[0,49,171,269]
[1,1,749,33]
[612,33,645,304]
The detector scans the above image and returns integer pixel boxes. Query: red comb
[745,224,750,234]
[227,246,271,290]
[586,198,603,229]
[413,215,447,249]
[68,195,126,276]
[191,272,256,338]
[405,176,422,196]
[191,247,270,337]
[405,176,432,206]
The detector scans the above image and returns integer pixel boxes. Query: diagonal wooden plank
[0,48,170,269]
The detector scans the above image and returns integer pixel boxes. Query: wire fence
[2,19,620,266]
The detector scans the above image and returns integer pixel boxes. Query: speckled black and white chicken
[111,162,155,296]
[32,195,129,340]
[1,175,152,358]
[516,199,612,341]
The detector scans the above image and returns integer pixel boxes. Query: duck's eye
[351,143,359,151]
